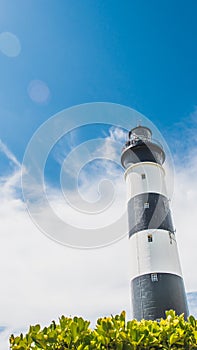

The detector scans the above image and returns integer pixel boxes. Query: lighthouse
[121,125,188,320]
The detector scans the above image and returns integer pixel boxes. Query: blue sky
[0,1,197,349]
[1,0,197,155]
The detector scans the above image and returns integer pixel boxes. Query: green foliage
[9,310,197,350]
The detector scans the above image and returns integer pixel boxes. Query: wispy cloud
[0,141,22,203]
[163,107,197,164]
[0,139,21,168]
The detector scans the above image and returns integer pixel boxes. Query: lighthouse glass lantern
[121,125,188,321]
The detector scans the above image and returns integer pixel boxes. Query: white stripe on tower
[121,126,188,321]
[129,230,182,281]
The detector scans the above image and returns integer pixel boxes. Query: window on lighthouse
[141,173,146,180]
[151,273,158,282]
[144,202,149,209]
[148,234,153,242]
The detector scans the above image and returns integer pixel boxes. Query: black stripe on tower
[131,273,189,320]
[128,193,174,237]
[121,140,165,167]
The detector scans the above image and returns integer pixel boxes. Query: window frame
[151,273,158,282]
[144,202,149,209]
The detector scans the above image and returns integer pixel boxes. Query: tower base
[131,272,188,320]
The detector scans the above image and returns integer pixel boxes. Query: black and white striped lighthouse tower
[121,125,188,320]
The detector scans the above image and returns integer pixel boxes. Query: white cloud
[0,131,130,349]
[95,126,127,162]
[1,124,197,349]
[0,140,21,168]
[172,149,197,293]
[0,192,130,348]
[187,292,197,318]
[167,109,197,296]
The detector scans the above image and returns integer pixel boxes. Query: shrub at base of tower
[10,310,197,349]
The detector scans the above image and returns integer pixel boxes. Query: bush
[10,310,197,349]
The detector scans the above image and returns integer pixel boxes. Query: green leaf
[189,315,196,327]
[169,333,178,345]
[70,322,78,340]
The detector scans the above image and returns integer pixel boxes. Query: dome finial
[137,119,142,127]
